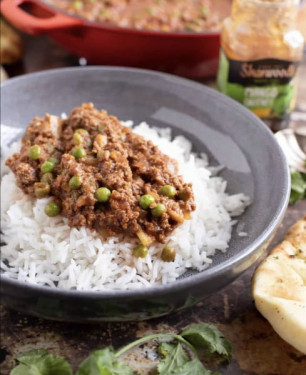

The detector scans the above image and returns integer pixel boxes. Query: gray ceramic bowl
[0,67,289,322]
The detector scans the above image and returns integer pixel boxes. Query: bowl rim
[38,0,222,37]
[0,66,290,299]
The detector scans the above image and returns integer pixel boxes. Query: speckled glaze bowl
[0,67,289,322]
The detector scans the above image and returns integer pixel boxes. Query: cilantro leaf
[180,323,232,361]
[10,364,31,375]
[15,349,50,365]
[157,342,189,374]
[290,170,306,204]
[76,347,134,375]
[10,349,73,375]
[171,357,216,375]
[157,342,217,375]
[9,323,233,375]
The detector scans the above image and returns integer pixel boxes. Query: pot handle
[1,0,83,35]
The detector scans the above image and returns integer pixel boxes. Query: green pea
[97,150,103,159]
[161,246,176,262]
[72,147,86,159]
[133,244,148,258]
[159,185,177,198]
[73,0,83,10]
[147,7,155,16]
[201,5,209,15]
[69,176,82,190]
[48,157,59,165]
[95,187,111,202]
[75,128,89,135]
[44,201,61,217]
[28,145,41,160]
[34,182,50,198]
[100,8,109,17]
[151,203,166,217]
[178,188,190,202]
[73,132,83,146]
[41,161,54,173]
[139,194,155,209]
[41,172,53,184]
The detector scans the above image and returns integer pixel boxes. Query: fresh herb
[11,349,73,375]
[10,324,232,375]
[76,348,134,375]
[290,170,306,204]
[157,342,189,373]
[166,358,216,375]
[181,323,232,361]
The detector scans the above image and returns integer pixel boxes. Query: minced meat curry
[6,103,195,257]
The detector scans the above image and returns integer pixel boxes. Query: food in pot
[46,0,228,32]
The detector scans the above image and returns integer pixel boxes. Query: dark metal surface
[1,34,306,374]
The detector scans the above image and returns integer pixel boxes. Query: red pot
[1,0,228,78]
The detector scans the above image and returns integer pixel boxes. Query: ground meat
[14,163,37,191]
[6,103,196,245]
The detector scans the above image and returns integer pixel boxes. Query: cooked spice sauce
[6,103,195,246]
[46,0,230,32]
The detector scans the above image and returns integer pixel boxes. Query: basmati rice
[0,121,250,290]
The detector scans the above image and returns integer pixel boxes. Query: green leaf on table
[157,342,216,375]
[76,347,135,375]
[157,342,189,374]
[170,357,217,375]
[10,349,73,375]
[15,349,50,365]
[10,364,31,375]
[180,323,232,361]
[290,171,306,204]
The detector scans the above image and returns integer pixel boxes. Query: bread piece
[252,217,306,354]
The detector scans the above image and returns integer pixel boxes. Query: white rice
[0,121,250,290]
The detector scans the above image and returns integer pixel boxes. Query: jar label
[217,49,300,119]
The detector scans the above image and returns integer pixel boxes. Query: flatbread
[0,18,23,64]
[252,217,306,354]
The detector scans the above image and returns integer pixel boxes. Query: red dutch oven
[1,0,230,78]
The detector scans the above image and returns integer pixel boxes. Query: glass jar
[217,0,304,131]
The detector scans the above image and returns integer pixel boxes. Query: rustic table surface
[1,34,306,375]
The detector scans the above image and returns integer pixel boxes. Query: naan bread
[252,217,306,354]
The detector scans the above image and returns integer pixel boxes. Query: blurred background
[1,0,305,77]
[1,0,306,133]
